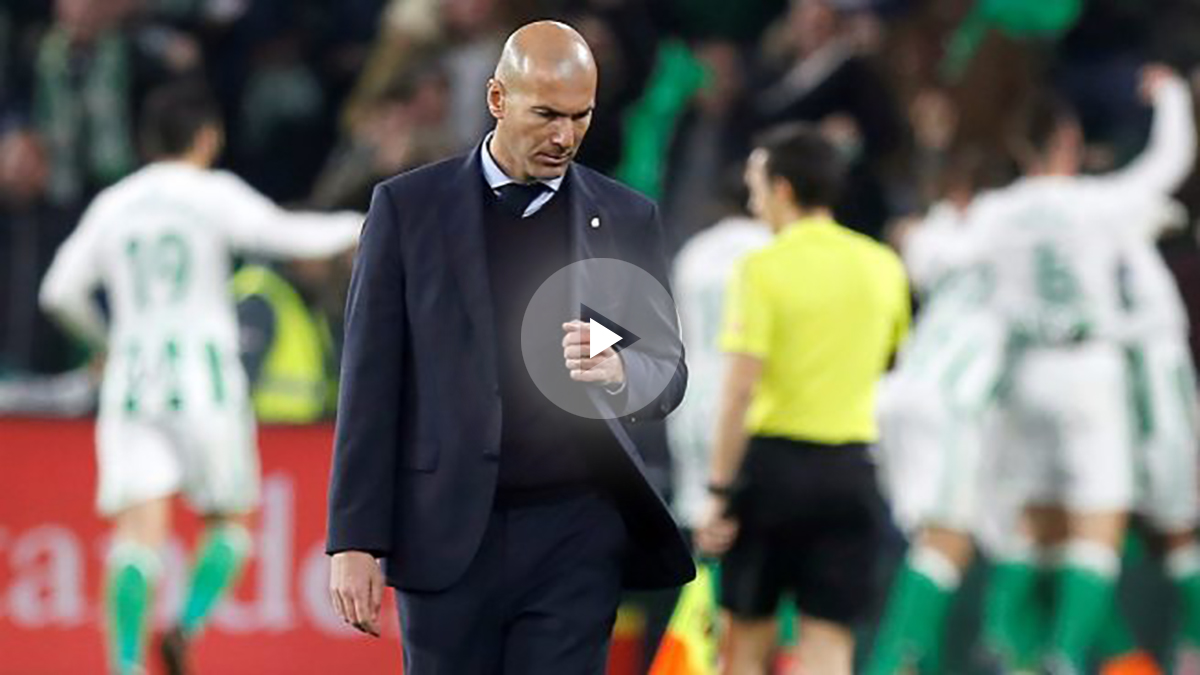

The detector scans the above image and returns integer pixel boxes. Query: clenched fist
[562,321,626,385]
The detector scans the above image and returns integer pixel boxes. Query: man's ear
[486,78,505,120]
[772,176,796,208]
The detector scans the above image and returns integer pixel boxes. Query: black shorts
[720,436,886,625]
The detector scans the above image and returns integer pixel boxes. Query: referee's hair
[753,123,846,210]
[140,80,221,160]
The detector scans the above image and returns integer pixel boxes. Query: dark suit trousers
[396,492,628,674]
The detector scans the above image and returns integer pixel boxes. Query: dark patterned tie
[495,182,550,217]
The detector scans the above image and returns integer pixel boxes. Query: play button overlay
[581,303,640,356]
[521,258,683,420]
[588,318,622,358]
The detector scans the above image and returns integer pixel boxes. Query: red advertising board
[0,418,645,675]
[0,418,403,674]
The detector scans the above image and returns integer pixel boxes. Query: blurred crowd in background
[6,0,1200,412]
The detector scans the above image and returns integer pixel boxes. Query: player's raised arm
[212,170,363,259]
[1105,65,1196,196]
[39,205,107,348]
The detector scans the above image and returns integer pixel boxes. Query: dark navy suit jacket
[326,148,695,591]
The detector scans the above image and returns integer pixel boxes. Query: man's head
[789,0,842,56]
[0,128,49,207]
[694,40,743,117]
[55,0,104,41]
[141,81,223,166]
[56,0,131,42]
[745,123,845,230]
[1007,90,1083,177]
[487,21,597,181]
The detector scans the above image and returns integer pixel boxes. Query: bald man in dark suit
[326,20,693,674]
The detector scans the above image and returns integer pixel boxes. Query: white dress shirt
[480,133,563,218]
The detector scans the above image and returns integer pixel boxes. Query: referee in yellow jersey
[696,124,910,675]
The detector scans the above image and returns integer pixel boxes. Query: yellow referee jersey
[719,216,910,443]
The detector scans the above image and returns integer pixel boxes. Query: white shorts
[877,306,1009,534]
[972,415,1032,559]
[95,406,260,517]
[1127,336,1199,532]
[996,342,1133,515]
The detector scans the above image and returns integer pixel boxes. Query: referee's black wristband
[706,482,734,497]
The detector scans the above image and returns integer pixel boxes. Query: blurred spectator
[938,0,1080,82]
[439,0,508,147]
[310,69,453,211]
[33,0,200,210]
[228,2,332,202]
[754,0,902,157]
[338,0,439,134]
[0,127,81,377]
[752,0,906,237]
[566,0,662,174]
[614,39,708,200]
[235,260,346,423]
[661,40,753,247]
[341,0,508,156]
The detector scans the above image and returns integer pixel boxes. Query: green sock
[865,547,960,675]
[106,541,160,675]
[1167,544,1200,647]
[179,523,251,637]
[1095,534,1144,661]
[1095,604,1138,661]
[778,595,799,646]
[983,556,1047,669]
[1047,541,1120,672]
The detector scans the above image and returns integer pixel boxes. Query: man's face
[489,71,596,180]
[744,148,774,223]
[790,0,837,54]
[0,131,49,205]
[57,0,129,39]
[56,0,96,35]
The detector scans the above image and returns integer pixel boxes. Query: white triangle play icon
[589,319,623,359]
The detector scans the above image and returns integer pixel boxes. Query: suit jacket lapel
[567,165,639,420]
[568,165,609,264]
[441,149,499,382]
[439,156,627,388]
[567,166,623,320]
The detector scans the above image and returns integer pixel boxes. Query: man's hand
[1140,63,1179,104]
[694,496,739,557]
[330,551,384,637]
[562,321,626,385]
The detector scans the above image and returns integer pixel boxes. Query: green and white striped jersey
[40,162,362,418]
